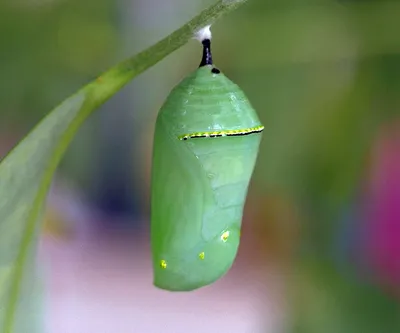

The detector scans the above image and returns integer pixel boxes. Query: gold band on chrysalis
[178,125,264,141]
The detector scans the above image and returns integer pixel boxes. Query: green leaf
[0,1,249,331]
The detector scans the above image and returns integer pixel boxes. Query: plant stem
[87,0,249,105]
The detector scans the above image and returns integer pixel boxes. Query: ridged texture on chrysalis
[151,64,263,291]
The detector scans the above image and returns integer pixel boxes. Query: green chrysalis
[150,27,263,291]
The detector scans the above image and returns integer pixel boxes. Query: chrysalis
[150,26,264,291]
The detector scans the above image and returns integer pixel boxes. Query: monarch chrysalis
[150,26,264,291]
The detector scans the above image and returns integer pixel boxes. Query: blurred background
[1,0,400,332]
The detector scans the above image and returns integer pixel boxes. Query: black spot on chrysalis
[211,68,220,74]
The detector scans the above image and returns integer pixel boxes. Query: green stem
[90,0,249,106]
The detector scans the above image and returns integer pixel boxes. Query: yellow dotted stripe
[178,125,264,141]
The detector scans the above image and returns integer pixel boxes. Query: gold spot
[160,260,167,269]
[199,252,205,260]
[221,231,230,242]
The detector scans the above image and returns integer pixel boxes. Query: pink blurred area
[40,219,284,333]
[363,120,400,297]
